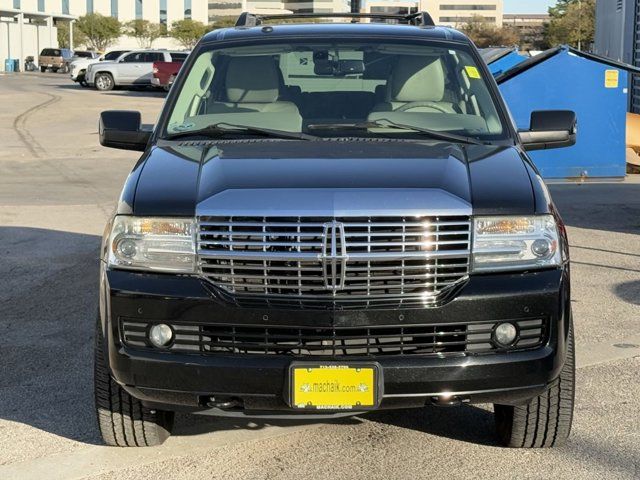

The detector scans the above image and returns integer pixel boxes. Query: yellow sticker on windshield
[465,66,481,79]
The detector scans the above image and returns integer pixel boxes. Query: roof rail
[235,11,435,28]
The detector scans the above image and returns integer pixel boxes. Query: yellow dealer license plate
[289,363,381,410]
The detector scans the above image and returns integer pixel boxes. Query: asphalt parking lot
[0,72,639,479]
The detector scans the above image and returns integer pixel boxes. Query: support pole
[47,15,53,48]
[18,12,24,71]
[69,20,74,49]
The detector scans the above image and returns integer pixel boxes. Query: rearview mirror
[99,110,151,151]
[519,110,577,151]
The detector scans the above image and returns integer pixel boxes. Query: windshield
[165,39,506,140]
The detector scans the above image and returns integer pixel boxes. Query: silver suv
[86,50,186,91]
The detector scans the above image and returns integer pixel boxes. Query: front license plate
[289,363,380,410]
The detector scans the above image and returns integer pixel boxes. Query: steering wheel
[395,102,450,113]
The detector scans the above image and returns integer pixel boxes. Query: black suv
[95,12,577,448]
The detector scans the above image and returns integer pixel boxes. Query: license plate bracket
[288,362,382,411]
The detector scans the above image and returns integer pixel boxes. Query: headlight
[108,216,196,273]
[471,215,561,272]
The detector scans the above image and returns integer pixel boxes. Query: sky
[504,0,556,14]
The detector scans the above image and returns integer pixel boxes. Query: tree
[124,20,163,48]
[460,17,520,48]
[208,16,237,30]
[170,19,207,49]
[545,0,595,49]
[57,21,87,49]
[75,13,121,51]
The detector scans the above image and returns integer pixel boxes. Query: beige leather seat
[209,56,300,115]
[371,55,457,114]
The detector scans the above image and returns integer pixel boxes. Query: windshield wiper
[308,119,485,145]
[164,122,318,141]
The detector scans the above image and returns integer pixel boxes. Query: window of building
[111,0,118,17]
[440,16,495,23]
[86,0,94,14]
[13,0,20,9]
[62,0,70,14]
[135,0,143,20]
[38,0,45,12]
[185,0,192,19]
[440,5,497,10]
[160,0,167,27]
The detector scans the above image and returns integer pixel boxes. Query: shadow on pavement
[366,405,498,447]
[0,227,363,447]
[548,182,640,235]
[613,280,640,306]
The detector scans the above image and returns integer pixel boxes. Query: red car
[151,52,189,91]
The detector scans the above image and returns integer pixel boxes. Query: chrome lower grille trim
[197,215,471,310]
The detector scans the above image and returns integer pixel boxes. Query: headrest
[226,56,280,103]
[388,56,446,103]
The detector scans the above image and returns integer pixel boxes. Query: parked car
[38,48,73,73]
[62,50,100,74]
[95,12,577,448]
[151,53,189,91]
[85,50,186,91]
[70,50,130,87]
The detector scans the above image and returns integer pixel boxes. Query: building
[209,0,285,22]
[1,0,505,72]
[503,13,549,50]
[594,0,640,113]
[363,1,503,27]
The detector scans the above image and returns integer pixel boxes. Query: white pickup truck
[85,50,187,91]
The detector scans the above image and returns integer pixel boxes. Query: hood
[126,141,536,217]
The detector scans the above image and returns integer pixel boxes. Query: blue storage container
[4,59,15,72]
[480,47,527,76]
[496,46,640,179]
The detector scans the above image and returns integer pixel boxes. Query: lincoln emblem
[320,221,348,291]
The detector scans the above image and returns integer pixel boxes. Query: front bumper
[100,268,571,415]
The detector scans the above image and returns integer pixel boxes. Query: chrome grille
[197,216,471,309]
[121,319,547,356]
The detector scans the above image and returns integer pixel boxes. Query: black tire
[52,67,59,73]
[94,317,174,447]
[40,66,46,73]
[95,72,115,91]
[494,318,575,448]
[164,75,175,92]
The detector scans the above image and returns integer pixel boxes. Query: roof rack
[235,11,435,28]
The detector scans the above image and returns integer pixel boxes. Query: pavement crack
[13,92,61,158]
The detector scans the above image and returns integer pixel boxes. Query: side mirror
[519,110,577,151]
[99,110,151,151]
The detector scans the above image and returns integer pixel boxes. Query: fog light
[494,322,518,347]
[149,323,173,348]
